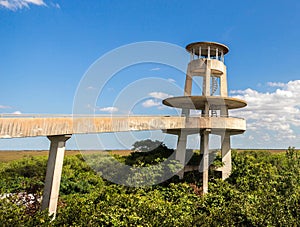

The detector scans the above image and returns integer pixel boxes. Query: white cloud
[248,135,254,140]
[0,0,46,10]
[26,0,44,4]
[86,86,96,90]
[267,82,285,88]
[150,67,160,71]
[51,2,59,8]
[149,92,173,99]
[98,107,119,113]
[167,78,176,83]
[0,105,11,109]
[231,80,300,146]
[12,111,22,114]
[142,92,173,109]
[142,99,161,108]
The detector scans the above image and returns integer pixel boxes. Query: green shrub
[0,147,299,226]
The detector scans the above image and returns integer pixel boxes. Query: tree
[131,139,168,152]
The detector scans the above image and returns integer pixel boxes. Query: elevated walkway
[0,115,246,138]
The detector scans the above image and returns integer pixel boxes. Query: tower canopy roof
[186,41,229,56]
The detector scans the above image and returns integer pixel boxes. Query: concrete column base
[41,134,71,218]
[176,131,187,179]
[199,130,209,195]
[220,132,231,180]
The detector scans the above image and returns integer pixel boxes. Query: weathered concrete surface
[0,116,245,139]
[41,135,71,218]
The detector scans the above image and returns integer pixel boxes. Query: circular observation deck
[186,41,229,57]
[163,96,247,110]
[164,116,246,136]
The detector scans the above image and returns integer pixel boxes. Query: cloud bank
[0,105,11,109]
[98,106,119,113]
[231,80,300,147]
[142,99,161,108]
[0,0,49,10]
[142,92,173,108]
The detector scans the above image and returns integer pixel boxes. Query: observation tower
[163,41,247,194]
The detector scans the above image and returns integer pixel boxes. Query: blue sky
[0,0,300,150]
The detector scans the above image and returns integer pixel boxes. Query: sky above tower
[0,0,300,150]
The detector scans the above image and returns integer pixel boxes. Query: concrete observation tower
[162,41,247,194]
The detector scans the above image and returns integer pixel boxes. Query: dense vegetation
[0,144,299,226]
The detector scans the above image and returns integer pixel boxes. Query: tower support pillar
[176,131,188,179]
[41,134,71,218]
[220,132,231,179]
[184,73,193,96]
[200,130,209,194]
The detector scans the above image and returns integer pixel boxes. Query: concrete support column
[182,72,191,117]
[220,66,228,97]
[176,131,187,179]
[41,134,71,217]
[200,130,209,194]
[220,132,231,179]
[200,131,204,155]
[203,61,211,96]
[220,105,228,117]
[184,72,193,96]
[181,108,190,117]
[204,102,210,117]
